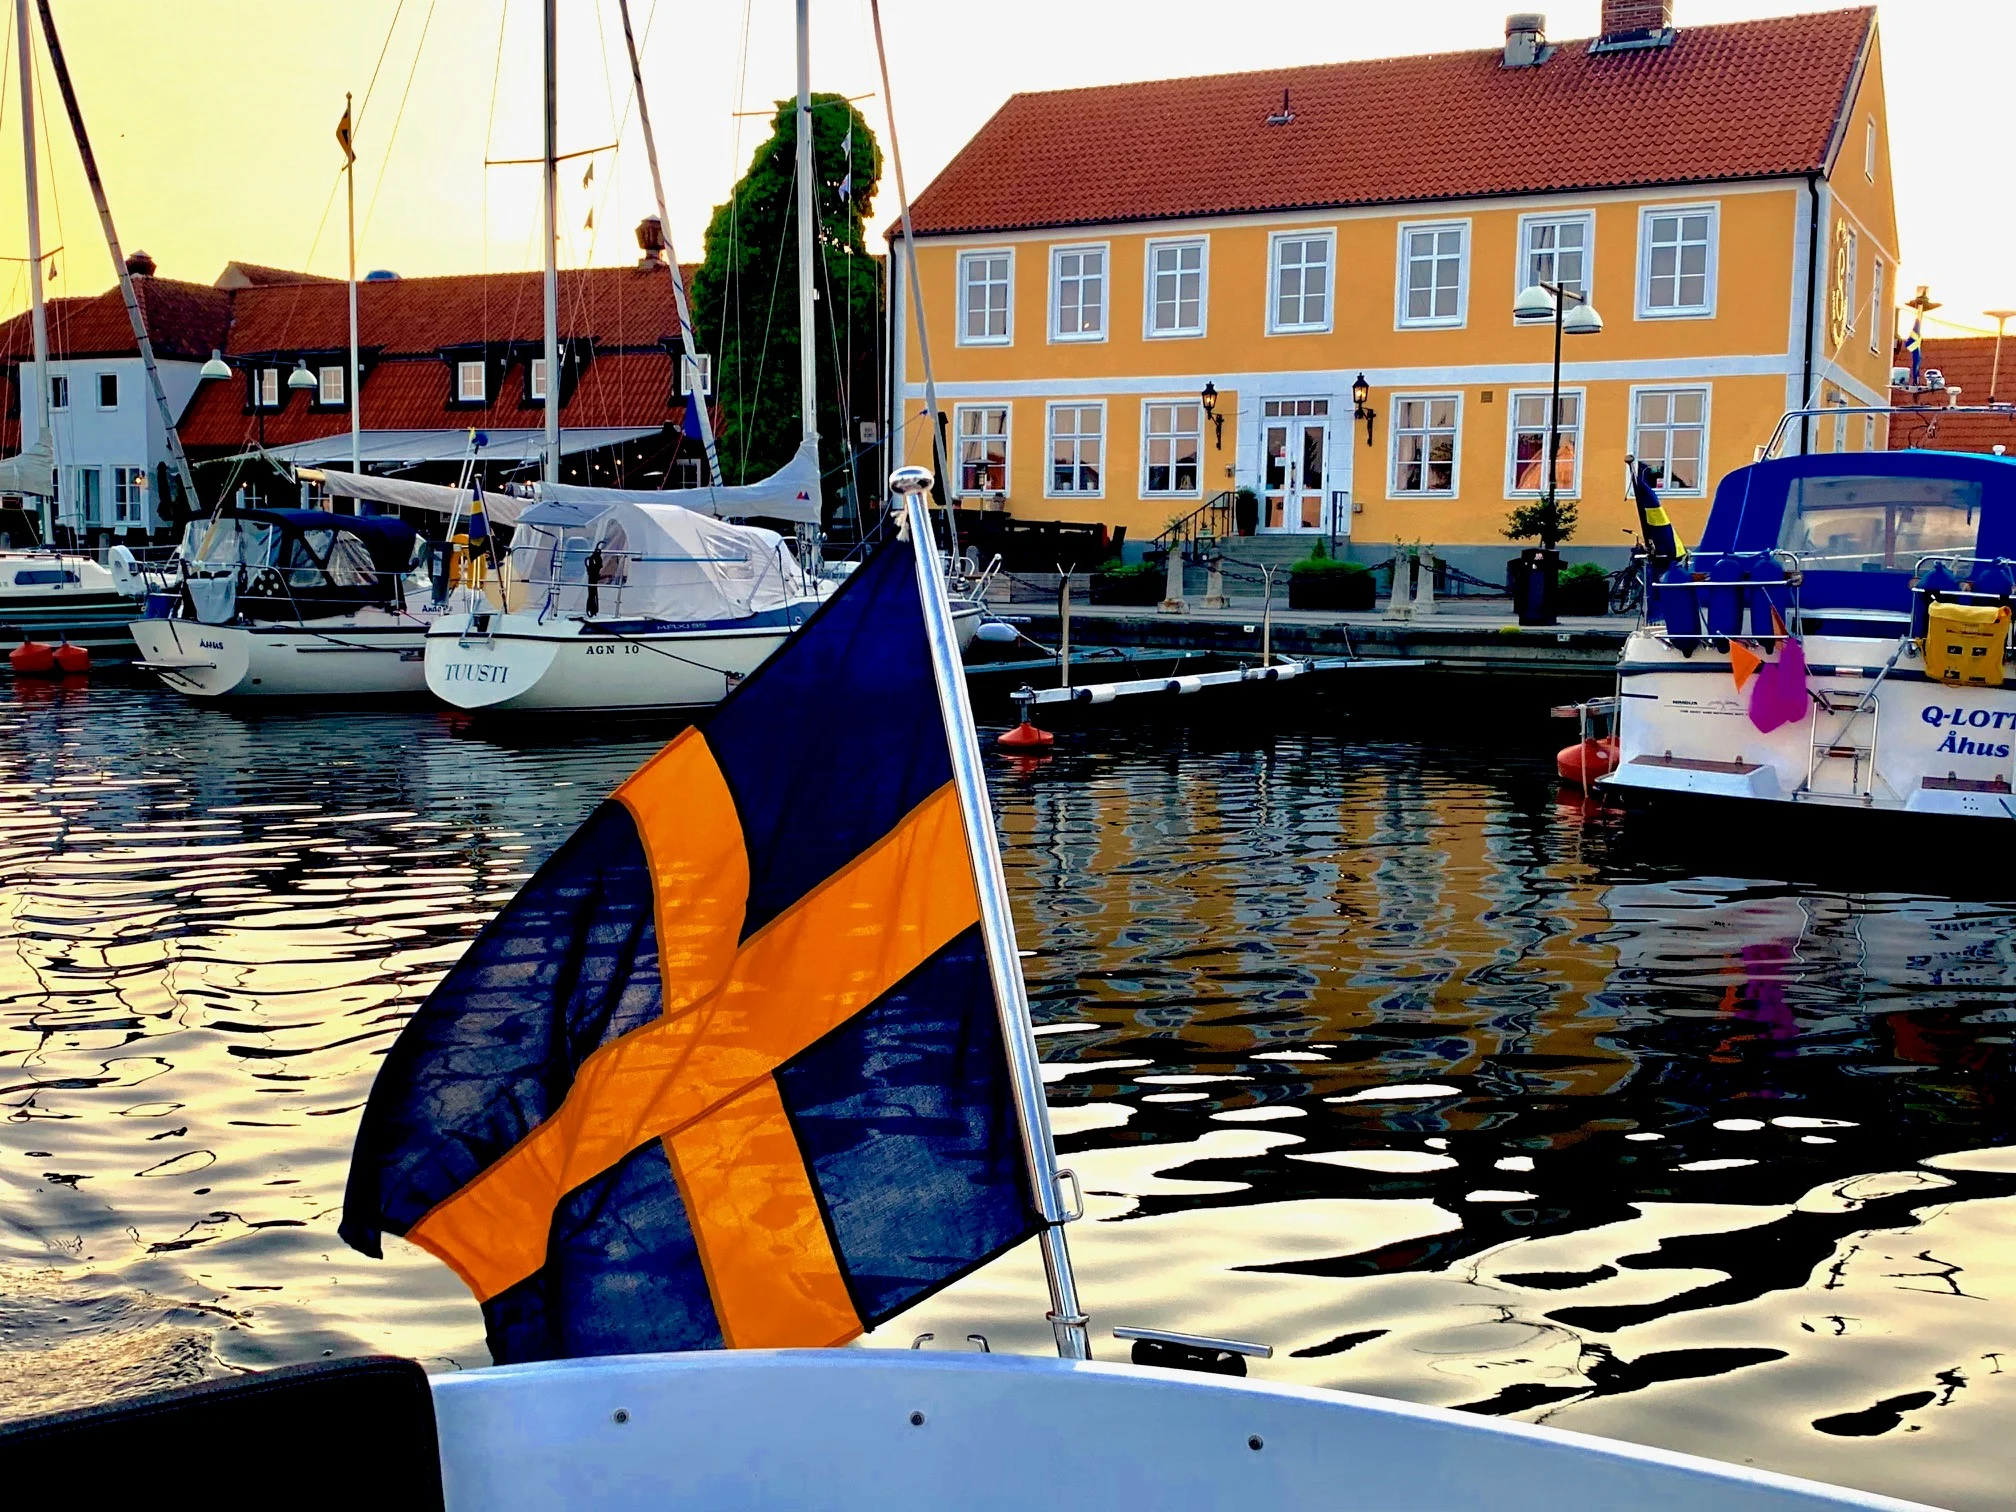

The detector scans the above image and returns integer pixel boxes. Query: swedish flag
[340,539,1041,1363]
[1905,311,1924,384]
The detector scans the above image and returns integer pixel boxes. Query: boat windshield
[189,516,278,569]
[286,528,381,589]
[1778,474,1981,570]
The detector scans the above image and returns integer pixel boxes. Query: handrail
[1762,402,2016,460]
[1151,490,1235,556]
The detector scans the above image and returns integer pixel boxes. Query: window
[1142,401,1203,495]
[954,405,1009,496]
[1865,117,1877,181]
[96,372,118,410]
[1843,227,1859,333]
[1519,213,1591,301]
[112,466,146,525]
[958,250,1012,345]
[672,457,704,489]
[529,358,548,401]
[1397,221,1467,328]
[48,374,67,410]
[73,466,101,526]
[1631,387,1709,494]
[456,360,487,403]
[1269,232,1332,333]
[319,366,345,404]
[1050,245,1106,341]
[1862,414,1877,452]
[1390,394,1459,496]
[1869,260,1885,354]
[1507,390,1582,496]
[1832,396,1848,454]
[1145,239,1207,337]
[1779,474,1980,570]
[677,352,711,396]
[257,368,280,408]
[1047,403,1103,496]
[1639,205,1717,317]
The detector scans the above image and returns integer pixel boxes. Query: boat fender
[53,641,89,675]
[1085,686,1117,705]
[974,621,1018,645]
[997,721,1054,749]
[107,545,144,597]
[1556,736,1620,788]
[8,638,55,676]
[1175,675,1205,695]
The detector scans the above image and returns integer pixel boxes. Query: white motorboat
[0,544,143,657]
[131,507,447,698]
[1607,409,2016,825]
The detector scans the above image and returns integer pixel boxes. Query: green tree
[691,95,883,502]
[1503,493,1578,550]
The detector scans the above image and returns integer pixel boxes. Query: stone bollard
[1159,543,1187,614]
[1414,546,1437,617]
[1202,555,1230,609]
[1385,549,1415,620]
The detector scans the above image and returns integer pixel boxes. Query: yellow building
[891,2,1897,574]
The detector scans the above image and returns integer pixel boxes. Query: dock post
[1159,541,1187,614]
[1260,563,1277,666]
[1416,545,1437,617]
[1057,568,1071,690]
[1203,551,1229,609]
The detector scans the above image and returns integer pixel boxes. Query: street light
[286,360,318,393]
[1350,372,1377,446]
[199,349,232,381]
[1514,280,1604,530]
[1200,381,1224,450]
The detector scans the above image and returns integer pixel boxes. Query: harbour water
[1,679,2011,1508]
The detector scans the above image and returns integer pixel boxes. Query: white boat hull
[130,614,432,698]
[425,604,982,715]
[428,1349,1929,1511]
[1606,626,2016,819]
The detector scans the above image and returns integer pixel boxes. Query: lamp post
[1512,280,1603,538]
[1350,372,1376,447]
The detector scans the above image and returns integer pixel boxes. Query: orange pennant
[1729,640,1763,691]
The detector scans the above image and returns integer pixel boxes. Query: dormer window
[528,358,548,402]
[457,360,486,404]
[255,368,279,408]
[319,366,345,405]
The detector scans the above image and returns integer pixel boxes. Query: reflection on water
[3,682,2012,1508]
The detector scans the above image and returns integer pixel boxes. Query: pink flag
[1747,611,1809,733]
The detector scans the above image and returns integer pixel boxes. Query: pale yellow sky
[0,0,2002,338]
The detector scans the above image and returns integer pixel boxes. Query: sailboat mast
[14,0,48,513]
[345,91,361,479]
[794,0,815,448]
[540,0,561,484]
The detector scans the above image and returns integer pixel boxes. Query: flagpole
[344,92,362,483]
[540,0,561,485]
[897,470,1089,1363]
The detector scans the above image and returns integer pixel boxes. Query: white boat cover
[255,427,657,467]
[509,496,813,622]
[534,434,823,526]
[305,469,526,528]
[0,438,56,498]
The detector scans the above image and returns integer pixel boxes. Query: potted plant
[1286,538,1376,611]
[1089,557,1164,607]
[1503,493,1578,627]
[1557,560,1610,616]
[1234,486,1260,537]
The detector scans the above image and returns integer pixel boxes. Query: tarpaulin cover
[0,438,55,498]
[307,470,527,529]
[535,434,823,526]
[340,540,1037,1363]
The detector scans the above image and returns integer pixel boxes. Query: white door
[1260,399,1330,532]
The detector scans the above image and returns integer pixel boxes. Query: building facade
[891,2,1898,573]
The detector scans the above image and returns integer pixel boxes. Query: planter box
[1557,574,1610,616]
[1287,570,1376,612]
[1089,571,1164,607]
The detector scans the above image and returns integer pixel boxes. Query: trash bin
[1509,548,1559,627]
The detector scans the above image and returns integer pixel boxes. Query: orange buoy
[1556,735,1619,788]
[998,721,1054,749]
[9,639,55,676]
[53,641,90,675]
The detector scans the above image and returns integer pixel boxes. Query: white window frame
[1504,387,1586,499]
[1139,399,1205,498]
[1636,202,1719,320]
[1869,259,1885,354]
[1394,219,1470,330]
[112,465,145,524]
[1627,384,1713,498]
[677,352,711,396]
[1862,414,1877,452]
[1515,211,1595,306]
[1143,236,1209,340]
[95,372,119,411]
[528,358,549,401]
[1865,117,1876,181]
[456,360,487,403]
[318,365,345,405]
[952,403,1010,499]
[257,367,280,408]
[1048,243,1108,344]
[73,465,101,525]
[1044,400,1106,499]
[956,248,1014,347]
[672,457,704,489]
[1267,228,1335,335]
[47,373,67,411]
[1387,392,1462,498]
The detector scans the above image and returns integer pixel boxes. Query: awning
[241,427,661,468]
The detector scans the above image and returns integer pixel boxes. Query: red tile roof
[0,276,233,362]
[904,9,1874,236]
[1887,336,2016,454]
[215,261,340,289]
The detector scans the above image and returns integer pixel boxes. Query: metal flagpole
[15,0,50,530]
[345,92,362,480]
[794,0,816,453]
[540,0,561,484]
[613,0,721,493]
[897,470,1090,1362]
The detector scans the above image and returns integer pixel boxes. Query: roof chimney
[636,215,667,271]
[1596,0,1675,50]
[1503,14,1547,68]
[125,249,156,278]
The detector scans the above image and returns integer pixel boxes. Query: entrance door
[1261,398,1330,531]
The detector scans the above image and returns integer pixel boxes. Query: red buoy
[53,641,90,675]
[1556,735,1619,788]
[998,721,1054,749]
[9,639,55,676]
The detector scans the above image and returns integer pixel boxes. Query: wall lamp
[1200,381,1224,450]
[1351,373,1377,446]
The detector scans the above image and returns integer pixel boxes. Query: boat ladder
[1800,642,1906,802]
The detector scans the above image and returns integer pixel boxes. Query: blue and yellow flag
[1905,311,1924,384]
[1632,460,1683,571]
[340,541,1039,1363]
